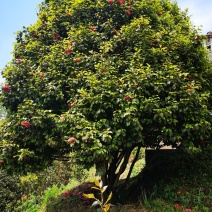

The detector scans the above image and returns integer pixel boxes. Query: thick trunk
[98,145,140,193]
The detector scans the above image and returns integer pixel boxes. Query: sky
[0,0,212,83]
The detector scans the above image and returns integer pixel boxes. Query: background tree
[0,0,211,189]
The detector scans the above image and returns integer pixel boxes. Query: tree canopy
[0,0,212,188]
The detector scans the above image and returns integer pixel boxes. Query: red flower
[75,58,81,62]
[186,76,194,81]
[39,73,44,78]
[3,85,10,92]
[175,204,182,210]
[69,42,73,46]
[65,49,72,54]
[0,160,3,165]
[90,26,95,31]
[108,0,113,3]
[112,29,118,35]
[125,96,131,101]
[185,209,192,212]
[68,137,75,143]
[22,121,30,128]
[32,33,37,38]
[68,103,72,109]
[158,12,162,16]
[53,34,59,39]
[201,139,206,144]
[187,86,192,91]
[87,183,92,187]
[62,190,71,198]
[118,0,124,5]
[126,9,132,16]
[16,58,21,63]
[77,191,83,195]
[64,190,71,195]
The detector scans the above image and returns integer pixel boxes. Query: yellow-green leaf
[94,179,100,187]
[105,192,112,205]
[83,193,95,199]
[91,186,100,191]
[103,204,111,212]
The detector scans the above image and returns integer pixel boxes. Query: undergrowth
[1,148,211,212]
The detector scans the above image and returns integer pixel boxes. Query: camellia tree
[0,0,212,189]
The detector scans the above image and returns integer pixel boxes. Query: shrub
[142,149,212,210]
[0,170,22,211]
[20,160,87,197]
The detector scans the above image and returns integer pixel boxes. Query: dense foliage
[0,170,22,211]
[0,0,212,187]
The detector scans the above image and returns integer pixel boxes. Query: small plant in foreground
[83,179,113,212]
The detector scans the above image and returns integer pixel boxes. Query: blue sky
[177,0,212,34]
[0,0,42,83]
[0,0,212,83]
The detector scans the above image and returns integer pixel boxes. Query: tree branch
[125,146,141,184]
[113,147,132,187]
